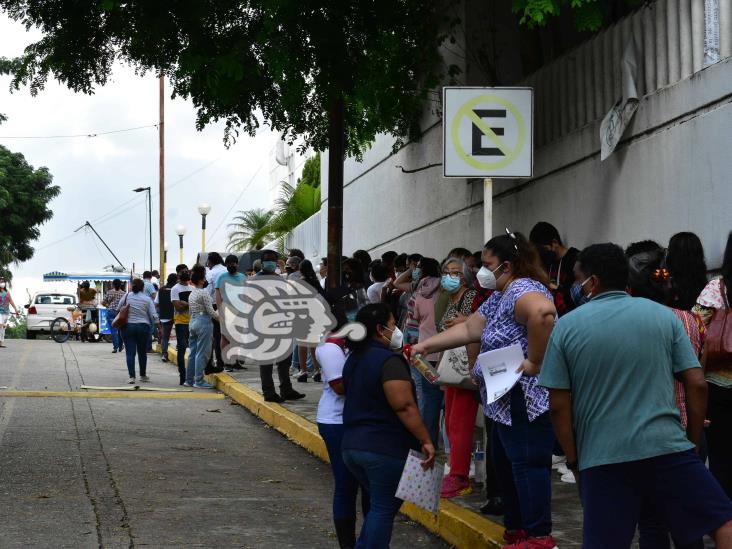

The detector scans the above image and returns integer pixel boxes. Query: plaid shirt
[670,309,704,429]
[103,289,126,310]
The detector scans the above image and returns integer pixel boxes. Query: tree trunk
[327,96,345,290]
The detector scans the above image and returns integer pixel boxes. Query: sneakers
[503,535,557,549]
[193,381,214,389]
[183,381,194,387]
[440,474,472,499]
[313,372,322,383]
[480,496,505,516]
[263,393,284,403]
[161,356,169,363]
[551,455,567,469]
[503,530,527,544]
[555,463,571,476]
[281,389,306,401]
[112,349,118,354]
[560,471,576,484]
[127,377,136,384]
[296,372,308,383]
[139,375,150,383]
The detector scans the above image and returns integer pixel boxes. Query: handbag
[705,281,732,371]
[111,294,130,329]
[436,346,475,389]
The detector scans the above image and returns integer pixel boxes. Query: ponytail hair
[484,231,550,288]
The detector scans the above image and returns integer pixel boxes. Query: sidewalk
[161,345,587,548]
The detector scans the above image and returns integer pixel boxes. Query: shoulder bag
[435,290,476,390]
[705,280,732,371]
[112,294,130,329]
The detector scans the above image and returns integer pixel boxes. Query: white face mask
[382,325,404,350]
[476,264,506,290]
[0,283,5,289]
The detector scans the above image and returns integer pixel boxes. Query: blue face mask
[441,275,461,294]
[570,277,592,306]
[412,268,421,282]
[262,260,277,273]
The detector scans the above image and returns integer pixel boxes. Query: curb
[163,346,504,548]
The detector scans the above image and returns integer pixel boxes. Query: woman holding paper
[341,303,436,548]
[411,232,557,549]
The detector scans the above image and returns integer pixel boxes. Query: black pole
[79,221,127,271]
[148,188,153,272]
[327,95,345,291]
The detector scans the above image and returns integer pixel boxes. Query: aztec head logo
[219,276,365,364]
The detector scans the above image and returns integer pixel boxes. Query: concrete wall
[300,1,732,268]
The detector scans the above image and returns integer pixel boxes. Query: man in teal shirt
[539,243,732,548]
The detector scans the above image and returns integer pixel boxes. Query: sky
[0,14,283,304]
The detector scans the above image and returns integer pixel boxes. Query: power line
[0,124,159,140]
[206,161,266,247]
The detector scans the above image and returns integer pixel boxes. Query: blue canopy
[43,271,134,282]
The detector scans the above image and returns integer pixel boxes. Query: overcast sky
[1,15,282,302]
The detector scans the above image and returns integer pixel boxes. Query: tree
[513,0,642,32]
[269,182,321,237]
[227,208,275,252]
[0,145,60,282]
[298,154,321,189]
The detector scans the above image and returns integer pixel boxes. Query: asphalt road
[0,339,447,549]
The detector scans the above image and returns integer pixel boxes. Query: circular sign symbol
[450,94,527,171]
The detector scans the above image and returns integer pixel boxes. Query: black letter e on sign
[471,109,506,157]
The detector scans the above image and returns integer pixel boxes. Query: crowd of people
[30,221,732,549]
[296,223,732,549]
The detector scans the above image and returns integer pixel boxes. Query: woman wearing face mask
[342,303,435,548]
[435,258,481,499]
[412,233,557,548]
[0,277,20,348]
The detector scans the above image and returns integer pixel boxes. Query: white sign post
[443,87,534,242]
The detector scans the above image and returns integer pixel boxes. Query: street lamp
[176,225,186,265]
[133,186,153,272]
[198,203,211,252]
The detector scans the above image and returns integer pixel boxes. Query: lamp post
[163,241,168,275]
[198,203,211,252]
[176,225,186,265]
[133,186,153,271]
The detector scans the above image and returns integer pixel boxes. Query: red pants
[445,386,479,477]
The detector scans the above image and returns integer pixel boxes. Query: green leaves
[511,0,609,32]
[0,145,60,279]
[227,208,275,252]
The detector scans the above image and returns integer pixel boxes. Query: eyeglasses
[442,270,464,277]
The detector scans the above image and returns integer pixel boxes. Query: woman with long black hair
[667,232,709,311]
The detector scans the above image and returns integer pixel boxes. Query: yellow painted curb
[160,344,503,548]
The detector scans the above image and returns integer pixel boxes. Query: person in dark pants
[205,252,226,374]
[120,278,159,384]
[171,268,193,385]
[155,273,177,362]
[251,250,305,403]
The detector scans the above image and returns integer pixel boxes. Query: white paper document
[395,450,443,514]
[478,343,524,405]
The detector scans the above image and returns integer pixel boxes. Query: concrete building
[293,0,732,267]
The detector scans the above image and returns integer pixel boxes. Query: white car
[25,292,77,339]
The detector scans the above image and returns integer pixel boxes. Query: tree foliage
[512,0,642,32]
[298,154,321,189]
[0,0,455,158]
[0,145,60,281]
[227,208,274,252]
[269,182,321,236]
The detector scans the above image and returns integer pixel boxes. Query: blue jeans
[108,309,121,350]
[175,323,189,384]
[187,314,213,385]
[319,423,370,523]
[413,366,443,449]
[122,322,149,378]
[342,449,406,549]
[492,386,554,537]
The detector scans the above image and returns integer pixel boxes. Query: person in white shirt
[185,265,220,388]
[366,260,389,303]
[315,326,368,549]
[205,252,227,374]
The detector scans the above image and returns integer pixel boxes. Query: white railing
[525,0,732,148]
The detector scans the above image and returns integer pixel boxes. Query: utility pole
[159,72,166,280]
[326,96,345,290]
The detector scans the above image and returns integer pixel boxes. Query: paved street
[0,340,446,548]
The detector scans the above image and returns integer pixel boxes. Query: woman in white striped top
[185,265,220,388]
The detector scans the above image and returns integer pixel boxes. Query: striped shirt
[188,288,219,321]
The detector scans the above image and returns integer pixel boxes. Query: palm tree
[268,182,321,237]
[227,208,275,251]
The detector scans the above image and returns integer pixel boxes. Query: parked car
[25,292,77,339]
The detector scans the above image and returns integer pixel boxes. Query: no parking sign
[443,87,533,178]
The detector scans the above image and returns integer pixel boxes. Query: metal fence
[525,0,732,148]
